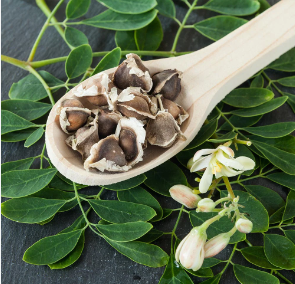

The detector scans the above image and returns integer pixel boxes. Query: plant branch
[221,243,237,274]
[1,55,28,69]
[275,271,293,284]
[28,0,65,62]
[171,205,184,253]
[223,176,235,199]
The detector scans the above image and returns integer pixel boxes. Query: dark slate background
[2,0,295,283]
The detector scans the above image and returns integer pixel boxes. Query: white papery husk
[115,117,146,167]
[125,53,153,92]
[84,135,130,172]
[116,87,156,119]
[59,106,91,134]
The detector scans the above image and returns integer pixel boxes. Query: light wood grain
[46,0,295,186]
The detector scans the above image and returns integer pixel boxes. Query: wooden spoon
[46,0,295,186]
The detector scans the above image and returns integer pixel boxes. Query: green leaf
[277,76,295,87]
[250,135,295,154]
[199,274,221,284]
[219,115,262,131]
[257,0,271,13]
[241,246,279,270]
[269,206,284,224]
[105,239,169,267]
[230,96,287,117]
[252,140,295,175]
[104,174,146,191]
[145,160,187,196]
[38,215,55,226]
[115,31,137,50]
[1,197,65,223]
[1,100,51,121]
[285,230,295,245]
[66,0,91,19]
[243,122,295,138]
[190,211,245,243]
[250,74,264,88]
[202,258,222,268]
[185,267,213,278]
[137,229,163,243]
[88,200,156,223]
[23,230,83,265]
[185,119,218,150]
[31,187,76,212]
[92,47,121,76]
[159,255,193,284]
[202,0,260,16]
[66,44,93,79]
[283,92,295,113]
[283,191,295,221]
[264,234,295,269]
[49,232,85,269]
[1,157,35,174]
[82,9,157,31]
[96,221,152,242]
[194,16,247,41]
[65,27,88,47]
[1,110,36,135]
[243,185,285,216]
[135,17,163,51]
[24,127,44,148]
[1,129,36,142]
[98,0,157,14]
[2,168,57,198]
[208,131,236,143]
[223,88,273,108]
[60,215,87,234]
[117,186,163,221]
[268,48,295,72]
[267,172,295,191]
[220,190,269,233]
[161,208,173,220]
[233,264,279,284]
[9,71,63,101]
[156,0,175,18]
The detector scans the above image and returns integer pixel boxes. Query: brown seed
[97,110,121,138]
[151,69,182,101]
[113,53,152,92]
[119,128,138,161]
[61,99,84,108]
[85,95,108,106]
[66,110,89,132]
[161,97,181,119]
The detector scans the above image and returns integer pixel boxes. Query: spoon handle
[173,0,295,109]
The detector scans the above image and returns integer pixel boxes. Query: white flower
[190,144,255,193]
[169,185,201,209]
[175,226,207,271]
[235,218,253,233]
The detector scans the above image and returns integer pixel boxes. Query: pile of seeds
[57,54,189,172]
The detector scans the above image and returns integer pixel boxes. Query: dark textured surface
[1,0,295,283]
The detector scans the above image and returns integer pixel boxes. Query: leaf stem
[39,143,46,169]
[96,188,104,200]
[223,176,235,199]
[171,205,184,253]
[36,0,67,44]
[1,55,28,69]
[274,271,293,284]
[28,0,65,62]
[73,182,90,226]
[171,0,198,52]
[220,243,237,274]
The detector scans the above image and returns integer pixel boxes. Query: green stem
[202,214,222,230]
[223,176,235,199]
[28,0,65,61]
[171,0,198,52]
[39,143,46,169]
[30,50,191,68]
[275,271,293,284]
[221,243,237,274]
[171,205,184,253]
[244,239,252,247]
[73,182,90,226]
[27,66,55,105]
[96,188,104,200]
[36,0,67,44]
[1,55,28,69]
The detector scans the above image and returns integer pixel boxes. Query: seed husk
[146,111,186,148]
[84,135,129,172]
[113,53,153,92]
[151,69,182,101]
[97,109,122,138]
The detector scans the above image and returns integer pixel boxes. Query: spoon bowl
[46,0,295,186]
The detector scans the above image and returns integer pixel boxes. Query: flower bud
[235,218,253,234]
[197,198,216,212]
[169,185,201,209]
[204,233,230,258]
[175,227,206,271]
